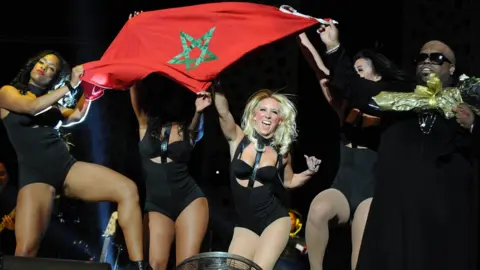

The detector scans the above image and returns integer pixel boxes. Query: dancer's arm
[0,65,83,116]
[283,154,321,189]
[61,94,91,127]
[213,85,243,142]
[297,33,330,80]
[298,33,344,111]
[188,92,211,139]
[0,85,71,116]
[129,81,148,128]
[189,111,202,134]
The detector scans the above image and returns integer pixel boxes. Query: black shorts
[331,143,377,216]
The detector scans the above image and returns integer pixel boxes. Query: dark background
[0,0,478,269]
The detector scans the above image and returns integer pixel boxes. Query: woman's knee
[149,258,168,270]
[308,199,335,226]
[117,180,140,204]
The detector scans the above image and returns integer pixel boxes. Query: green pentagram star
[168,27,218,71]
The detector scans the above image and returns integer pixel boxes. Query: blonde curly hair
[241,89,298,155]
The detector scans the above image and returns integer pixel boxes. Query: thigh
[175,197,209,265]
[62,162,138,202]
[15,183,55,250]
[352,198,372,243]
[309,188,350,225]
[148,212,175,263]
[228,227,259,261]
[254,217,291,270]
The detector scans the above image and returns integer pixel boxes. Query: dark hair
[354,49,411,82]
[10,50,71,95]
[137,73,195,133]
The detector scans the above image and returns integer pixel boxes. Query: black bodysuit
[1,84,76,191]
[230,136,289,235]
[139,122,204,220]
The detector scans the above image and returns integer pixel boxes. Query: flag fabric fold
[82,2,320,93]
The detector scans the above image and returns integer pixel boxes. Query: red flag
[82,2,320,93]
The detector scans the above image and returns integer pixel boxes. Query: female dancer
[0,51,146,269]
[298,21,412,270]
[213,85,321,270]
[130,74,209,270]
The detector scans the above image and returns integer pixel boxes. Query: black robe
[356,110,479,270]
[326,46,478,270]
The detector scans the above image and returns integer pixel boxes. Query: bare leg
[306,188,350,270]
[148,212,175,270]
[175,197,209,265]
[351,198,372,270]
[228,227,259,261]
[252,217,291,270]
[14,183,55,256]
[63,162,143,261]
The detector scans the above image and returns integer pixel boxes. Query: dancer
[298,22,412,270]
[0,51,146,269]
[213,85,321,270]
[355,40,478,269]
[130,73,209,269]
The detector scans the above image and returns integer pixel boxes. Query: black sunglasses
[414,53,452,65]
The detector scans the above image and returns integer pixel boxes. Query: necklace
[417,112,437,134]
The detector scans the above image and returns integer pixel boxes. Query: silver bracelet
[326,44,340,55]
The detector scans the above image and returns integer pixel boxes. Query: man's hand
[452,103,475,131]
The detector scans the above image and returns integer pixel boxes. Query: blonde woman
[213,85,321,270]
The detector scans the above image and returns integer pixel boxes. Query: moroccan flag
[81,2,321,93]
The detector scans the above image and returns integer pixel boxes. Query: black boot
[126,260,148,270]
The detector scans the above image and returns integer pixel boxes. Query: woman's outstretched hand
[304,155,321,174]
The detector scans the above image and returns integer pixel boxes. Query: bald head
[421,40,456,64]
[416,40,456,86]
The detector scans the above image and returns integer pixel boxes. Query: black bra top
[138,122,193,163]
[231,134,284,186]
[232,159,279,184]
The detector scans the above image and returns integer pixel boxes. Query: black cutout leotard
[230,136,289,235]
[138,122,204,220]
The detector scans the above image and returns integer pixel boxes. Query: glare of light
[215,170,219,174]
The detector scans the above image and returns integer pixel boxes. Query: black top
[231,135,287,202]
[325,46,414,150]
[2,84,64,164]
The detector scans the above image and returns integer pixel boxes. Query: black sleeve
[471,116,480,157]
